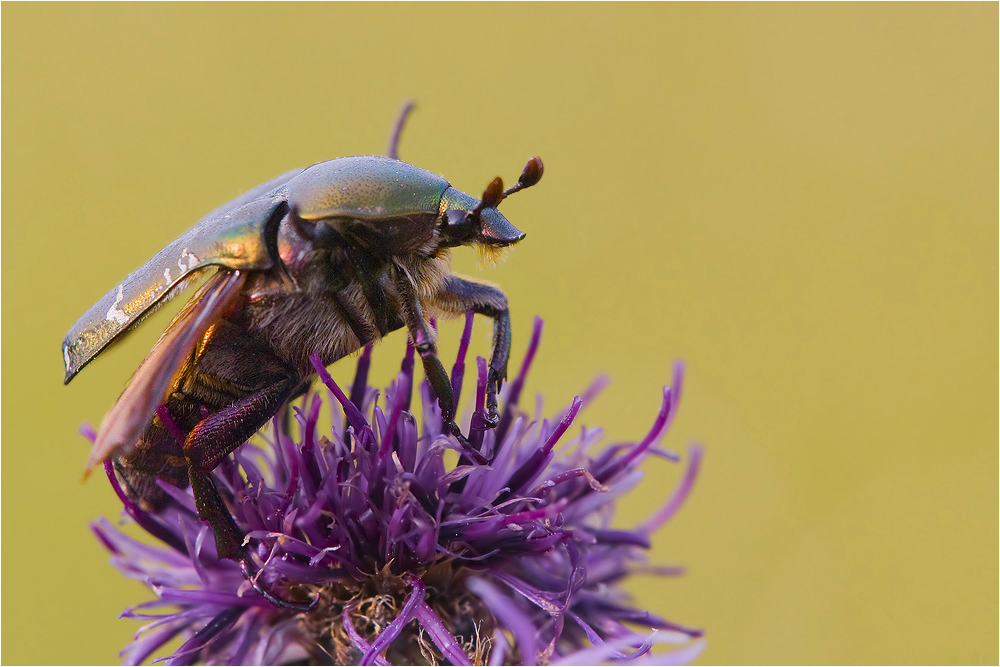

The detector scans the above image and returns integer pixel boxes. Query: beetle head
[440,156,544,255]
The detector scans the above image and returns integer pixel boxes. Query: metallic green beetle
[63,106,542,601]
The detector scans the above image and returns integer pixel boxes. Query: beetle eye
[445,210,468,227]
[442,209,473,243]
[446,210,471,231]
[292,214,342,249]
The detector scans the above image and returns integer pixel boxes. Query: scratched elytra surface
[2,4,996,664]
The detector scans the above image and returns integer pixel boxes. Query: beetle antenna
[387,101,415,160]
[471,176,505,219]
[469,157,543,219]
[501,156,544,200]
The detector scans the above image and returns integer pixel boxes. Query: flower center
[297,564,501,665]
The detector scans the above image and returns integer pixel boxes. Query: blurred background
[2,4,996,664]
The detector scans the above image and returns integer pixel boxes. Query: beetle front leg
[431,275,511,427]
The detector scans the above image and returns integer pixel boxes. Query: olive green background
[2,4,996,665]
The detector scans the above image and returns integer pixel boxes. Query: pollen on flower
[91,314,705,666]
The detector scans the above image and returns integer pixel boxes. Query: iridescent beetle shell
[62,156,524,383]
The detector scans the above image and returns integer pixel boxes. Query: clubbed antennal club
[502,156,544,199]
[471,176,505,219]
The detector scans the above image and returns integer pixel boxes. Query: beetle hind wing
[84,270,247,475]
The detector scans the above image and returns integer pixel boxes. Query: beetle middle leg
[393,265,492,463]
[430,274,512,427]
[393,266,456,420]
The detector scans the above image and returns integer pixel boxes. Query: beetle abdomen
[115,316,301,507]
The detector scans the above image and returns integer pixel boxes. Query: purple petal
[495,316,543,442]
[500,397,582,500]
[492,571,563,616]
[102,460,188,555]
[413,600,473,666]
[630,638,707,666]
[343,608,392,666]
[468,357,490,452]
[163,607,242,665]
[467,577,538,665]
[79,422,97,442]
[151,585,270,609]
[552,631,701,666]
[224,611,266,666]
[311,353,374,447]
[637,445,704,535]
[121,618,188,666]
[360,574,426,665]
[487,629,508,666]
[450,311,475,408]
[349,345,374,412]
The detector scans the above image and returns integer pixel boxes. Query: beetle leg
[240,559,315,611]
[392,266,488,463]
[183,378,297,560]
[393,265,455,422]
[430,275,511,428]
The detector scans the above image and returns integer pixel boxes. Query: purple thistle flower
[91,315,705,665]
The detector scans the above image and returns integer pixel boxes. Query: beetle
[63,104,542,601]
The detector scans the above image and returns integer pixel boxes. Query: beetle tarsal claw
[483,411,500,429]
[446,422,489,465]
[240,558,317,611]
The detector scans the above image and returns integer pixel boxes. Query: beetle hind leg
[182,377,297,560]
[181,375,318,609]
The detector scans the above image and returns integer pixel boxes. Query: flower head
[92,315,705,665]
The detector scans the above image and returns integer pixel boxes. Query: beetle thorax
[244,221,453,378]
